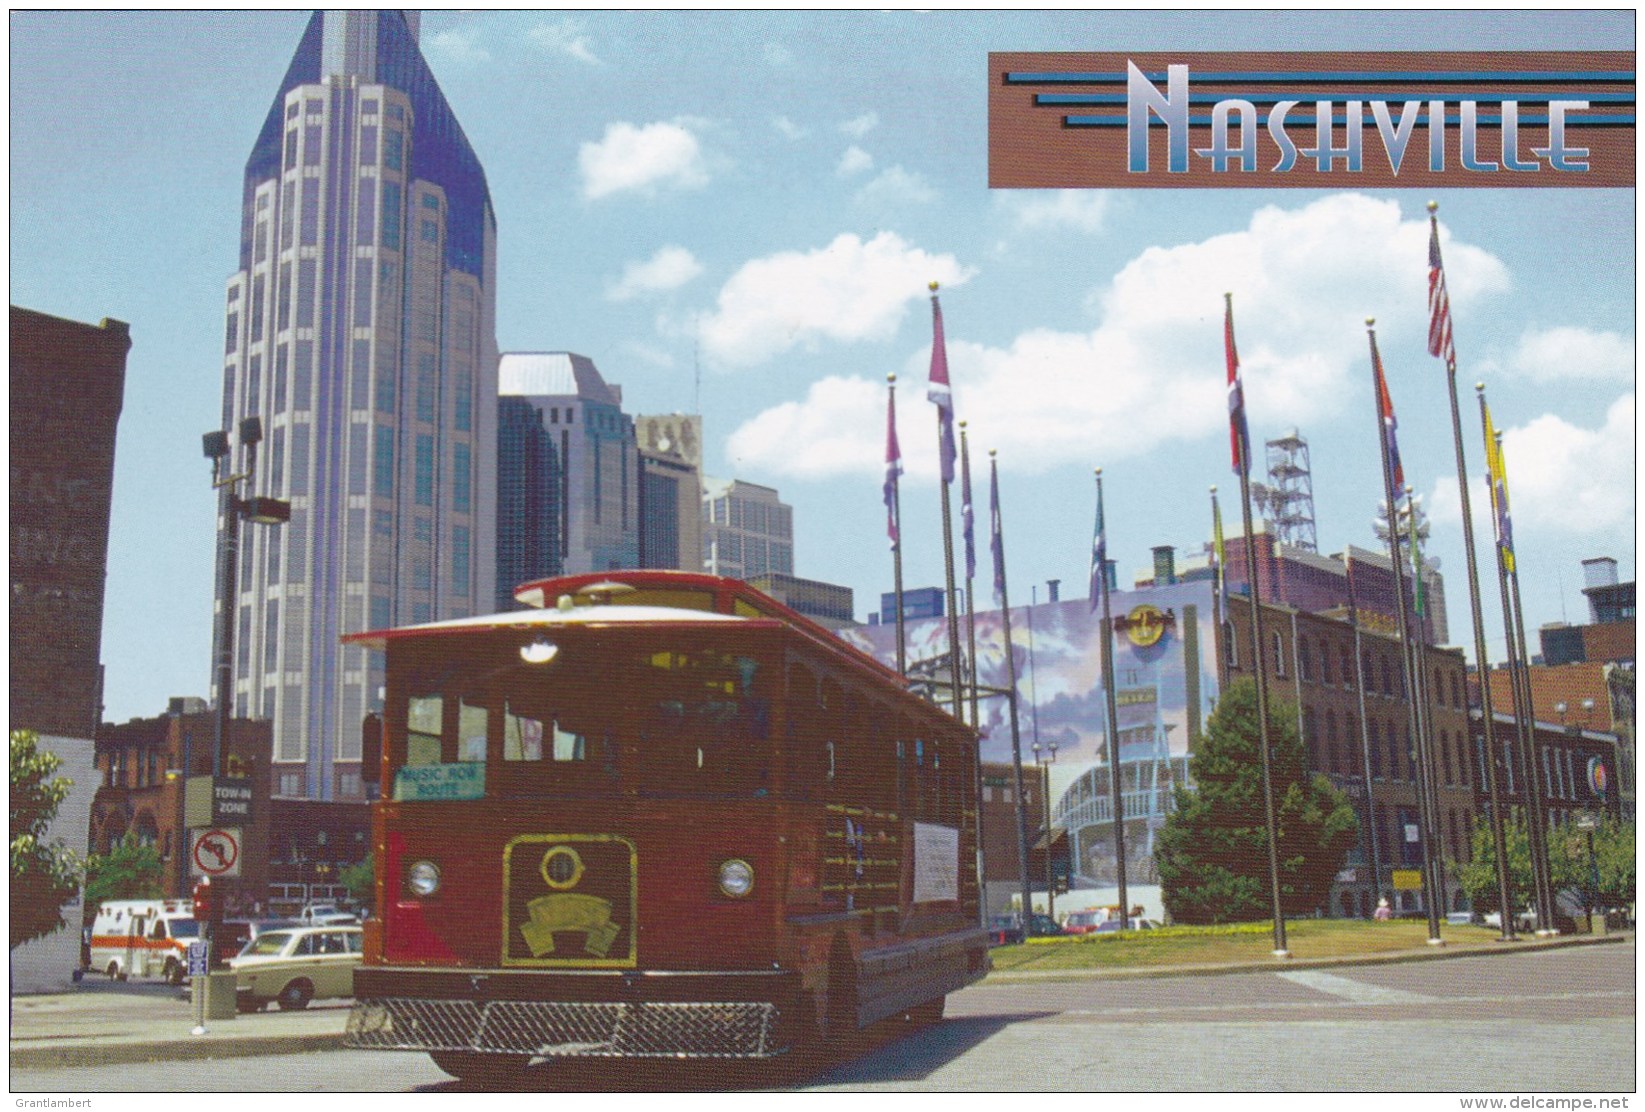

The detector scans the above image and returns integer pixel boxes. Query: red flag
[1225,295,1251,476]
[1371,331,1406,490]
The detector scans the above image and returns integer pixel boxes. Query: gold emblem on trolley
[502,834,638,968]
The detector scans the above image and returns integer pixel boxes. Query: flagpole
[990,451,1036,928]
[961,422,980,727]
[887,372,907,678]
[1428,201,1516,942]
[929,282,965,720]
[1095,469,1129,930]
[1366,320,1443,946]
[1210,486,1227,691]
[1344,553,1385,913]
[1480,397,1557,933]
[1226,293,1289,958]
[1403,482,1448,931]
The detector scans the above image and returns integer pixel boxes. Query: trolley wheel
[276,979,313,1011]
[429,1051,533,1084]
[823,937,859,1047]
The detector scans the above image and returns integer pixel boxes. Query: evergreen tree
[1156,678,1359,924]
[10,729,81,949]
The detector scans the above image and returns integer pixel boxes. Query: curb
[10,1030,345,1071]
[978,930,1629,985]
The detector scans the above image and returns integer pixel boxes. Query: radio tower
[1253,428,1319,552]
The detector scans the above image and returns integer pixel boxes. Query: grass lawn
[986,917,1512,973]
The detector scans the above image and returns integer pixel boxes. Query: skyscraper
[497,352,639,579]
[218,11,498,800]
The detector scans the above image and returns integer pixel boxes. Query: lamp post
[1575,811,1600,934]
[1032,739,1059,921]
[202,416,289,965]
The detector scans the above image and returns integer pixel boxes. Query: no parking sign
[189,828,242,878]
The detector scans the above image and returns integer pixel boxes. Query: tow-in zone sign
[190,828,242,878]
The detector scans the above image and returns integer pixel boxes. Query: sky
[9,9,1636,728]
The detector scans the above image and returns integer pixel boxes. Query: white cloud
[606,246,704,302]
[727,194,1516,479]
[772,116,807,141]
[998,190,1114,234]
[855,166,937,207]
[578,121,710,200]
[836,145,873,177]
[699,231,973,368]
[727,377,884,478]
[1429,393,1634,536]
[424,28,491,66]
[763,42,793,67]
[527,19,599,64]
[839,111,879,138]
[1504,326,1633,382]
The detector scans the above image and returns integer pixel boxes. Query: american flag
[1225,295,1251,476]
[927,290,956,485]
[883,381,902,548]
[1428,215,1457,369]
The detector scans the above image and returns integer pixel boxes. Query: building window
[1271,631,1286,678]
[278,772,303,797]
[453,443,471,514]
[414,435,434,506]
[373,427,395,498]
[384,129,404,172]
[452,525,470,593]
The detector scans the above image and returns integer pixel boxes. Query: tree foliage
[83,835,166,910]
[1459,813,1634,916]
[10,729,81,950]
[1155,678,1360,924]
[339,856,374,906]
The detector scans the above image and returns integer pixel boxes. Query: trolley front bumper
[344,966,801,1059]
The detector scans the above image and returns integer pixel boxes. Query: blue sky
[10,10,1635,726]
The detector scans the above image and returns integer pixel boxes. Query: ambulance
[88,899,201,984]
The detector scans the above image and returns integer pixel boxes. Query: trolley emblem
[502,834,638,968]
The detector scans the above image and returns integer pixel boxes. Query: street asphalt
[7,933,1625,1072]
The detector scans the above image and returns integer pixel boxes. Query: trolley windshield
[384,626,776,801]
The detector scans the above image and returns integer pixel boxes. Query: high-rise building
[218,11,499,801]
[495,396,562,610]
[635,414,704,572]
[497,352,639,577]
[702,477,793,580]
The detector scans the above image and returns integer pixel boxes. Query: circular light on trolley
[540,845,586,890]
[718,858,754,898]
[407,860,442,897]
[519,639,560,666]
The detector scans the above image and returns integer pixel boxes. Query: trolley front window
[386,629,775,801]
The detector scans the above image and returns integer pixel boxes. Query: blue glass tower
[218,11,498,800]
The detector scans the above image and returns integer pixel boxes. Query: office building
[495,396,562,610]
[217,11,499,800]
[497,352,639,577]
[636,413,704,572]
[702,477,793,579]
[747,572,855,631]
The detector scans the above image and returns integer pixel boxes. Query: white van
[88,899,201,984]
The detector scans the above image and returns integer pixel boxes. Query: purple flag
[960,435,976,580]
[927,292,956,484]
[883,383,903,547]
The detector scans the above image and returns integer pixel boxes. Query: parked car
[1094,916,1158,933]
[988,912,1065,946]
[229,924,363,1011]
[297,902,359,926]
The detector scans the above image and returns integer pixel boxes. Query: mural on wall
[842,578,1222,889]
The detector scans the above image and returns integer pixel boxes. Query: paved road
[12,940,1633,1093]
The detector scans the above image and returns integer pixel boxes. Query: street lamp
[1574,812,1601,934]
[1032,738,1059,920]
[202,416,289,965]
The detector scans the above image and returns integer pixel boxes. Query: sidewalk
[9,985,350,1070]
[9,934,1627,1071]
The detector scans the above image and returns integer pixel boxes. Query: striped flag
[1089,474,1107,613]
[1225,295,1251,476]
[1211,486,1227,616]
[1370,331,1405,491]
[883,380,902,548]
[927,289,956,485]
[960,433,976,580]
[1483,401,1517,574]
[1428,214,1457,369]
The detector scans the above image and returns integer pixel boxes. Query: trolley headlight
[717,858,754,898]
[407,859,442,897]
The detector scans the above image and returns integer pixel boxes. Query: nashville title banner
[989,51,1635,187]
